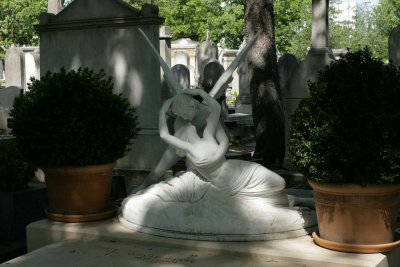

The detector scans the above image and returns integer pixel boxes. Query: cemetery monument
[119,30,317,241]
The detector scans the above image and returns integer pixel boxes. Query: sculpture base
[119,215,316,241]
[25,219,400,267]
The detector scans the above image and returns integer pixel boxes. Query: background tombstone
[48,0,64,14]
[236,39,252,115]
[278,53,299,91]
[36,0,164,171]
[4,46,25,90]
[0,86,22,110]
[389,24,400,66]
[201,61,225,94]
[173,51,190,68]
[171,64,190,90]
[196,40,218,82]
[171,38,198,87]
[220,49,239,95]
[0,60,4,80]
[24,50,40,91]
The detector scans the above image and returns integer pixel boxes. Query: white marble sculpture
[119,30,316,241]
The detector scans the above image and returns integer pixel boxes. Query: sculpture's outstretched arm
[138,28,183,94]
[208,32,260,99]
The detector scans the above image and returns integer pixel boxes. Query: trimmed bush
[290,48,400,185]
[0,139,35,192]
[11,68,139,167]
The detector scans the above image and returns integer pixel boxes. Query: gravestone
[283,0,334,169]
[0,60,4,80]
[389,24,400,66]
[201,61,225,95]
[278,53,299,91]
[171,38,198,86]
[35,0,164,171]
[4,45,25,89]
[174,51,189,68]
[24,50,40,90]
[236,39,252,115]
[196,40,218,82]
[220,49,239,94]
[0,86,22,110]
[48,0,64,14]
[171,64,190,89]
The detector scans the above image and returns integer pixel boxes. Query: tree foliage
[1,0,396,62]
[130,0,244,49]
[0,0,47,59]
[274,0,312,58]
[329,0,400,61]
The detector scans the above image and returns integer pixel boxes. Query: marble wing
[138,28,184,95]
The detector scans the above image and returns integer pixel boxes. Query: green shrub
[290,48,400,185]
[0,139,35,192]
[11,68,140,167]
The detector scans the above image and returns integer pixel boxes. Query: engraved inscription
[128,251,198,264]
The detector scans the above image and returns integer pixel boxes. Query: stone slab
[4,239,303,267]
[25,218,399,267]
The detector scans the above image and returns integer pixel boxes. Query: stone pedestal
[24,219,400,267]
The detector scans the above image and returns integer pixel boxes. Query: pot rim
[308,179,400,195]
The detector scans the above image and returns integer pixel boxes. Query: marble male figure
[119,30,316,240]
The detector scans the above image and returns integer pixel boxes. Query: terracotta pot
[43,162,116,222]
[309,179,400,252]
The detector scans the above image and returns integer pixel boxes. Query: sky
[341,0,379,5]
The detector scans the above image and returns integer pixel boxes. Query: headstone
[48,0,64,14]
[0,60,4,80]
[4,45,25,89]
[389,24,400,66]
[236,39,251,115]
[173,51,189,67]
[24,50,40,91]
[171,38,199,86]
[278,53,299,91]
[36,0,164,171]
[171,64,190,90]
[201,61,225,95]
[0,86,22,110]
[196,40,218,82]
[220,49,239,93]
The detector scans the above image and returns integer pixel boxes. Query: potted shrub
[290,48,400,253]
[11,68,139,223]
[0,138,47,240]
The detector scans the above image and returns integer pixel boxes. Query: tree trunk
[244,0,285,168]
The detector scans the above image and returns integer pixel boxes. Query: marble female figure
[158,89,289,206]
[119,29,316,240]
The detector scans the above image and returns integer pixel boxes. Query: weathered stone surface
[4,46,25,89]
[25,219,400,267]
